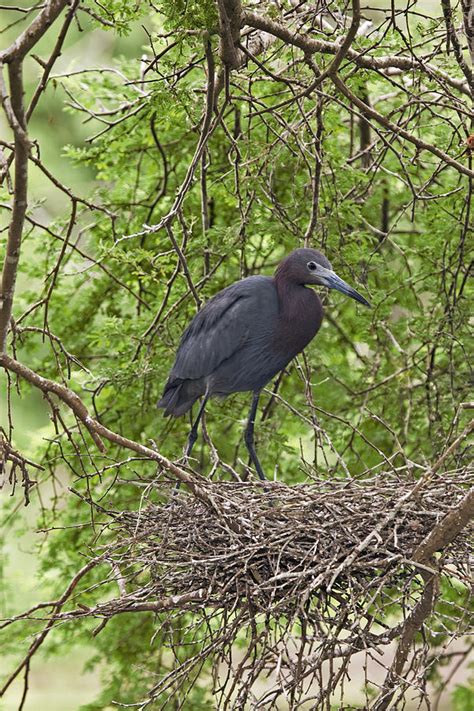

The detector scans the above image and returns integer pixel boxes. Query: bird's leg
[244,390,266,481]
[172,395,209,496]
[184,394,208,460]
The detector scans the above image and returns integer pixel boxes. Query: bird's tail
[157,379,204,417]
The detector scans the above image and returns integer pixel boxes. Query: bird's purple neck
[273,272,324,354]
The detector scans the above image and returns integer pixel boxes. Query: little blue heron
[158,248,370,480]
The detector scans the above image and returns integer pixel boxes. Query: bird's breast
[273,286,323,358]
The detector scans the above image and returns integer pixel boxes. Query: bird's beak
[317,267,371,307]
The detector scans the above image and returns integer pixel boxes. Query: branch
[0,61,29,353]
[319,0,360,79]
[26,0,80,120]
[0,0,77,352]
[413,486,474,563]
[0,353,219,507]
[242,10,470,97]
[331,74,474,178]
[373,447,473,709]
[0,0,69,64]
[217,0,243,69]
[461,0,474,68]
[0,556,102,698]
[441,0,473,96]
[57,588,209,621]
[373,570,438,710]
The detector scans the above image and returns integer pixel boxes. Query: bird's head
[275,248,371,307]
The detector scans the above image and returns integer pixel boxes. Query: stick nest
[67,471,472,708]
[112,473,472,615]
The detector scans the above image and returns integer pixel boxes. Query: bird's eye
[307,261,317,271]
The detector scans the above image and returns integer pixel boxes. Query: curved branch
[0,353,219,507]
[332,74,474,178]
[242,10,470,97]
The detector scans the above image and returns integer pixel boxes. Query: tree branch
[0,0,69,64]
[0,0,76,352]
[0,61,29,353]
[413,486,474,563]
[217,0,243,69]
[373,570,438,710]
[332,74,474,178]
[373,453,473,709]
[242,10,470,97]
[0,353,219,507]
[441,0,473,97]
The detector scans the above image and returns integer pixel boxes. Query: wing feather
[165,276,277,387]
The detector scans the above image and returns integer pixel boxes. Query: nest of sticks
[67,471,472,708]
[109,472,472,616]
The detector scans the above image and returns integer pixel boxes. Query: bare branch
[242,10,471,97]
[0,353,222,506]
[0,61,29,353]
[331,74,474,178]
[0,0,69,64]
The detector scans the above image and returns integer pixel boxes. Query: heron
[158,248,370,480]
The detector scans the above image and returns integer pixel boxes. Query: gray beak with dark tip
[317,267,371,307]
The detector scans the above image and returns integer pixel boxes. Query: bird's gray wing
[166,276,277,385]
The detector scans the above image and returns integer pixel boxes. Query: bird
[158,248,370,481]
